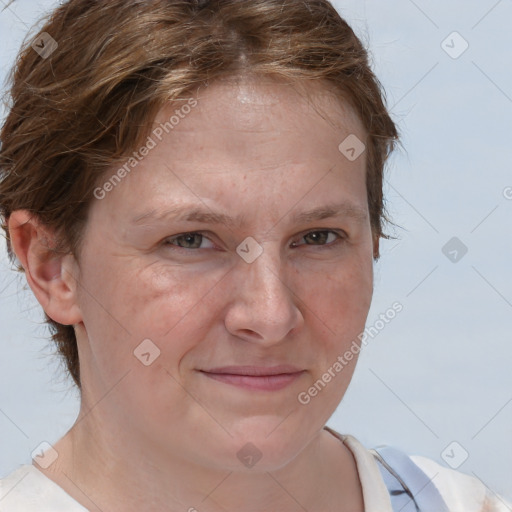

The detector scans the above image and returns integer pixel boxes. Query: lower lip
[200,371,305,391]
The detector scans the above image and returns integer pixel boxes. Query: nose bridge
[243,241,287,301]
[227,240,302,342]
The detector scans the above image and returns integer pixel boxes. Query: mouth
[198,365,306,391]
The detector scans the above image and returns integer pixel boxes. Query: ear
[8,210,83,326]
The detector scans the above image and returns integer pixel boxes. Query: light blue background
[1,0,511,502]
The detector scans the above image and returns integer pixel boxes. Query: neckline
[1,463,89,510]
[16,429,393,511]
[323,426,394,512]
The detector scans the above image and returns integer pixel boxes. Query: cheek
[83,259,231,381]
[121,261,230,336]
[294,258,373,411]
[75,256,226,403]
[300,254,373,339]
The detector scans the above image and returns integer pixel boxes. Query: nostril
[238,329,262,339]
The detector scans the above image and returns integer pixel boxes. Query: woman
[0,0,510,510]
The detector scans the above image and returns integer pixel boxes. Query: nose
[224,244,304,345]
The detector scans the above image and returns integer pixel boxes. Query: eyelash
[162,230,347,251]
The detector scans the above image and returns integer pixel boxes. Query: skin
[9,77,378,512]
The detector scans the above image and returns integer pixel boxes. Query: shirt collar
[324,427,394,512]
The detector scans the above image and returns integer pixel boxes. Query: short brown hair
[0,0,399,390]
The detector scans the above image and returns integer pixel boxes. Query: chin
[216,419,310,471]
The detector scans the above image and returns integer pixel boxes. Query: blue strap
[372,445,450,512]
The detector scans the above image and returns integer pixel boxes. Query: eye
[292,230,346,248]
[163,232,215,250]
[162,229,346,252]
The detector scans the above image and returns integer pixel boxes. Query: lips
[202,365,303,376]
[199,365,305,391]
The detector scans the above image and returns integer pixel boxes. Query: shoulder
[409,454,512,512]
[331,429,511,512]
[370,440,511,512]
[0,464,87,511]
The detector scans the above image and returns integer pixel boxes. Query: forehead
[91,77,369,229]
[146,78,366,181]
[156,77,364,147]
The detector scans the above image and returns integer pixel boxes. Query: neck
[38,407,363,512]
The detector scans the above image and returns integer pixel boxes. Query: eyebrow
[130,201,369,228]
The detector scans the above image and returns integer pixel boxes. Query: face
[72,78,375,471]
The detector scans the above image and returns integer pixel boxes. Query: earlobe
[7,210,83,326]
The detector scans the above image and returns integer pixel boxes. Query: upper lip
[200,365,304,376]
